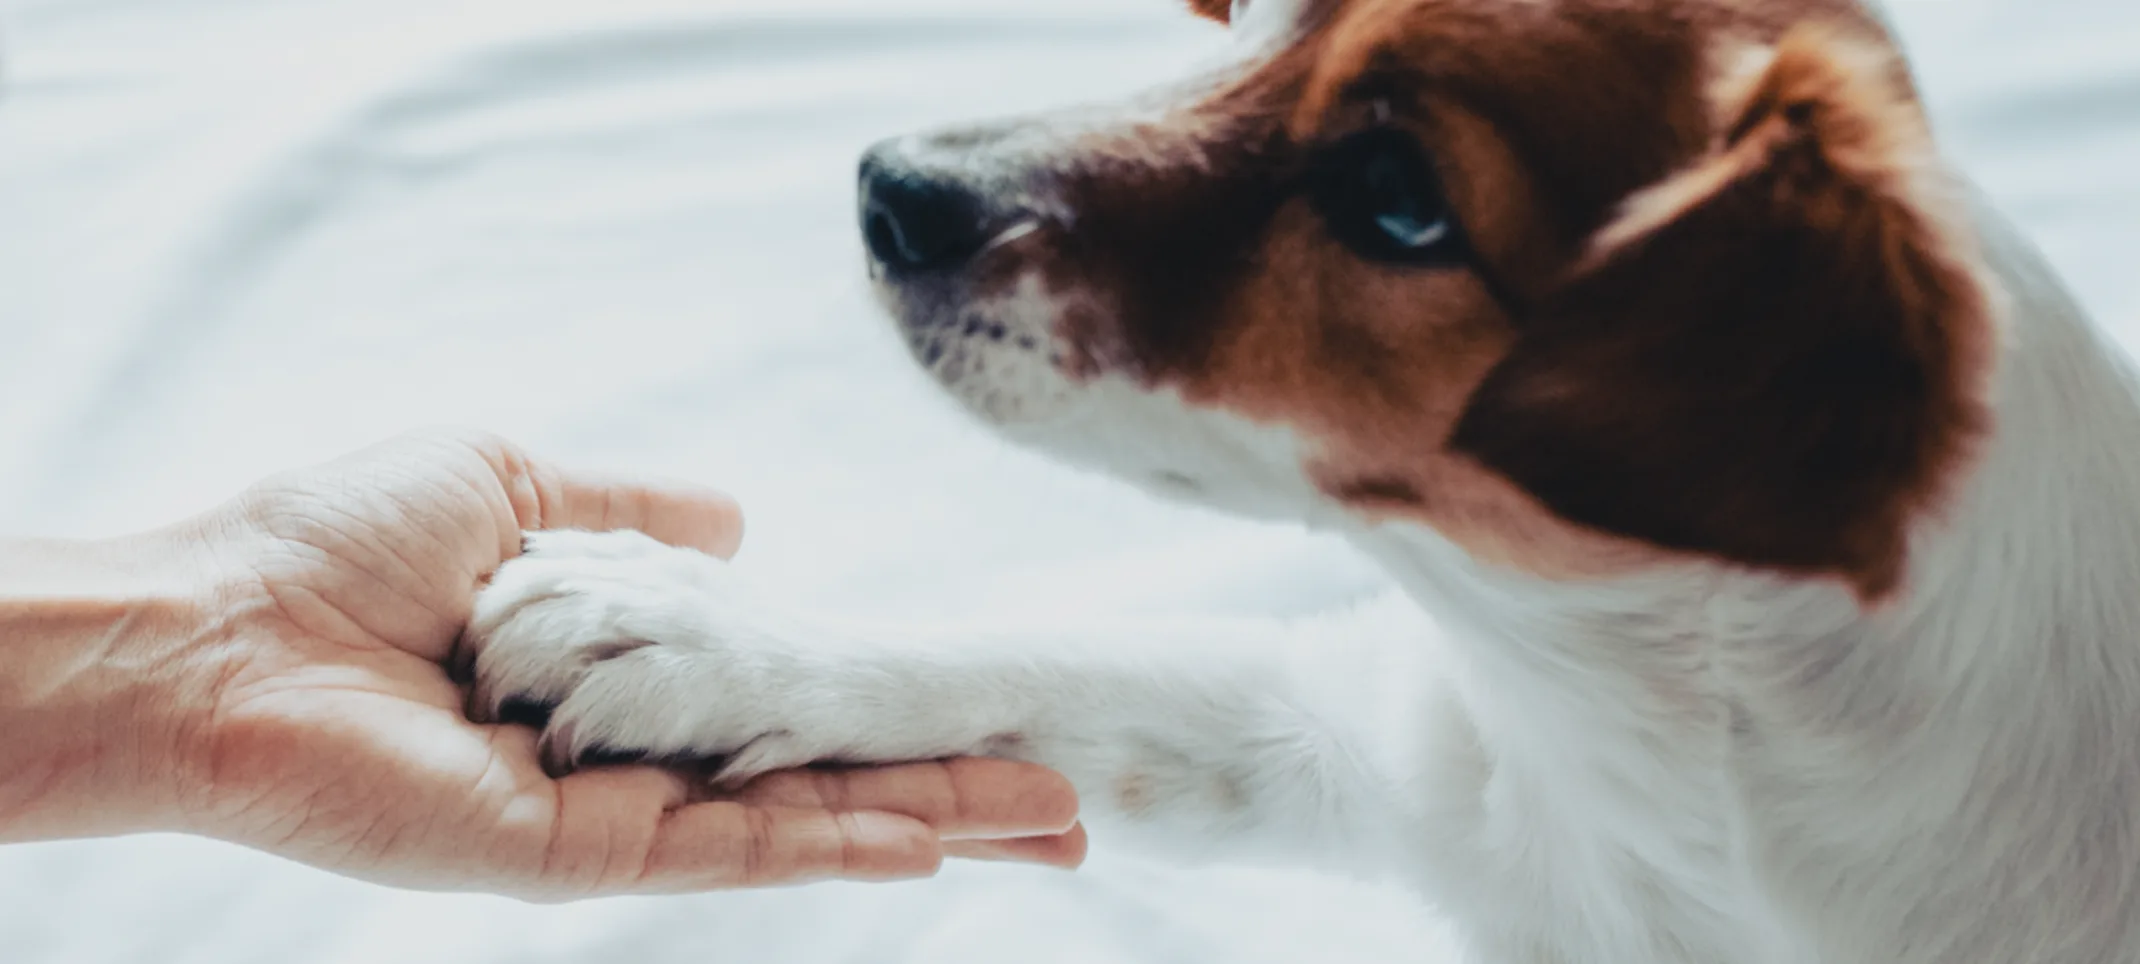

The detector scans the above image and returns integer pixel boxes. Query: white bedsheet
[0,0,2132,961]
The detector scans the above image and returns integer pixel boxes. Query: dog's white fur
[462,10,2140,963]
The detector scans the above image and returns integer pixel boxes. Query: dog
[458,0,2140,960]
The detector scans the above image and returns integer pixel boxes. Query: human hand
[0,430,1083,898]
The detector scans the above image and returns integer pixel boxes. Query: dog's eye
[1309,129,1465,266]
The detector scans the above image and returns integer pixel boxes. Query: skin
[0,429,1084,900]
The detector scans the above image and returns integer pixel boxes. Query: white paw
[457,529,873,785]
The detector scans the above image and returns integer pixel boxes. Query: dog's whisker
[975,220,1042,261]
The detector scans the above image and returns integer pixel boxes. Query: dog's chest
[1437,644,1763,964]
[1365,541,1774,961]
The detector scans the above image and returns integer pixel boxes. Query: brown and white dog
[460,1,2140,960]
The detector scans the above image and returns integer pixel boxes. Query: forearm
[0,532,220,841]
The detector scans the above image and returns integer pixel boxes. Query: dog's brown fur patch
[1184,0,1234,23]
[1448,24,1995,601]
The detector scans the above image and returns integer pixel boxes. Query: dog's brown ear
[1449,24,1996,603]
[1185,0,1231,23]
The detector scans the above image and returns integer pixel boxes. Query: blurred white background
[0,0,2132,961]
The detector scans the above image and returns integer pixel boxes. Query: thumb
[415,427,747,559]
[522,463,746,559]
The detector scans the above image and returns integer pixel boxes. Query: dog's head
[861,0,1995,603]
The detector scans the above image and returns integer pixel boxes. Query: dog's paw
[457,528,854,784]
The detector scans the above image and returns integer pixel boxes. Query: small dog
[461,1,2140,960]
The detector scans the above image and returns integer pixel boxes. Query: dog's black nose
[860,144,991,275]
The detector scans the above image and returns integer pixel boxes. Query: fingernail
[944,825,1088,871]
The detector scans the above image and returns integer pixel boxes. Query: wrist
[0,528,229,842]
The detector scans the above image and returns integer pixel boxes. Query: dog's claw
[445,635,479,686]
[538,722,581,779]
[464,676,499,725]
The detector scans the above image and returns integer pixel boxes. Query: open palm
[173,430,1079,898]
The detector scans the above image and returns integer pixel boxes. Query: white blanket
[0,0,2132,960]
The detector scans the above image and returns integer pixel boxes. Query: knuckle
[835,812,863,874]
[810,769,851,812]
[742,806,780,884]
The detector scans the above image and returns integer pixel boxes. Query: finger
[539,764,947,896]
[944,823,1090,870]
[640,803,943,891]
[733,759,1080,839]
[523,761,694,897]
[530,464,745,559]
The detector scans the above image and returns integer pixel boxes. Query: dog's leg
[459,528,1453,871]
